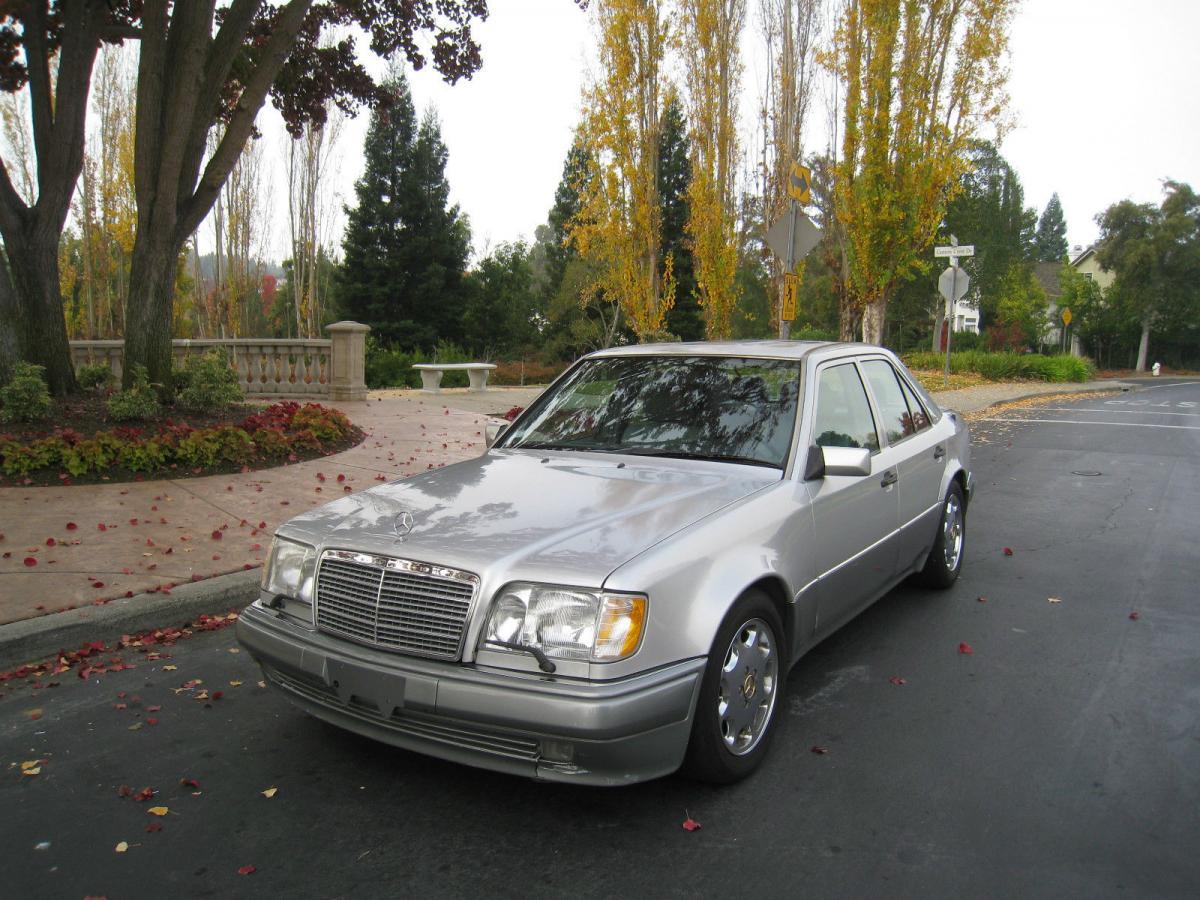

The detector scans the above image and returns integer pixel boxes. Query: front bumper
[236,601,705,786]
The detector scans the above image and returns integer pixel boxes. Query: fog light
[540,740,575,763]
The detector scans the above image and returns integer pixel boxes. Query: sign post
[765,161,821,339]
[934,236,975,387]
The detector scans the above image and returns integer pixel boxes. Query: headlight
[261,537,316,603]
[484,583,647,662]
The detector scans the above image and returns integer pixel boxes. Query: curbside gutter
[0,569,259,671]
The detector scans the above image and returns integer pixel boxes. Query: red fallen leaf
[212,690,224,700]
[1002,547,1014,556]
[98,523,107,531]
[129,518,139,526]
[145,538,155,547]
[337,473,346,482]
[164,547,174,555]
[114,702,127,709]
[681,817,702,832]
[226,485,233,491]
[250,543,262,551]
[212,554,221,560]
[146,705,161,712]
[317,472,326,482]
[124,591,133,598]
[211,531,222,540]
[976,596,988,603]
[23,556,37,567]
[45,537,56,547]
[117,784,133,797]
[133,787,155,802]
[958,642,974,654]
[92,581,105,588]
[243,564,253,570]
[145,821,163,833]
[147,717,159,725]
[257,521,266,529]
[121,567,132,575]
[888,676,907,686]
[237,865,257,876]
[181,778,200,789]
[343,485,352,493]
[1129,611,1140,621]
[811,745,829,755]
[66,522,77,530]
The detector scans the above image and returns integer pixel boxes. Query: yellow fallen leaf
[22,766,41,776]
[128,722,143,731]
[115,841,129,853]
[195,691,209,701]
[257,681,266,689]
[20,760,40,771]
[261,787,277,799]
[229,680,243,687]
[228,648,240,654]
[162,665,178,671]
[1048,597,1062,604]
[147,806,169,816]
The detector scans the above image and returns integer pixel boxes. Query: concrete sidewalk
[0,379,1126,667]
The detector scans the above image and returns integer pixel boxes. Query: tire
[918,481,966,589]
[682,589,786,784]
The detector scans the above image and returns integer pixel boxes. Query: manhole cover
[1071,470,1102,477]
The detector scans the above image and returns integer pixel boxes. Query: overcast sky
[252,0,1200,264]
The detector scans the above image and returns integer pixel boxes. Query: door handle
[933,445,946,460]
[880,469,898,488]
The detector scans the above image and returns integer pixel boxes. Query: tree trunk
[122,234,180,388]
[1134,320,1150,372]
[2,229,78,395]
[861,296,886,345]
[0,253,19,379]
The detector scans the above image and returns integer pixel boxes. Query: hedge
[902,351,1095,383]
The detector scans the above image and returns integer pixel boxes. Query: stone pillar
[326,321,370,401]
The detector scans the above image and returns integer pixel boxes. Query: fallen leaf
[1048,597,1062,604]
[23,556,37,567]
[229,680,243,687]
[115,841,129,853]
[810,745,829,755]
[261,786,278,799]
[145,822,163,833]
[162,665,177,671]
[237,865,257,876]
[681,817,702,832]
[976,596,988,603]
[1129,611,1140,621]
[147,806,169,816]
[133,787,155,802]
[66,522,77,530]
[1002,547,1014,557]
[45,537,56,547]
[888,676,906,686]
[211,530,222,540]
[180,778,200,789]
[958,642,974,654]
[117,785,133,798]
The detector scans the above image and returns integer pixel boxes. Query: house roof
[1033,261,1063,299]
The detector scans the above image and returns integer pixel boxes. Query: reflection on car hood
[277,450,778,583]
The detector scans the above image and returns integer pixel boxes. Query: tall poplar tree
[335,76,470,351]
[826,0,1016,344]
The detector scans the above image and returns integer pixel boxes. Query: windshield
[498,355,802,469]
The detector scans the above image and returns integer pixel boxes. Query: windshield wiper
[619,447,779,468]
[485,640,557,674]
[512,441,583,452]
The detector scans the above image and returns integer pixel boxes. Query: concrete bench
[412,362,497,393]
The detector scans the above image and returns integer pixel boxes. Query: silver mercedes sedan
[237,341,973,785]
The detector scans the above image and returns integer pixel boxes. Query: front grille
[315,550,478,660]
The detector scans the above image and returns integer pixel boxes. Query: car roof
[586,339,880,362]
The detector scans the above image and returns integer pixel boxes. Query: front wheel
[682,590,786,784]
[918,481,965,588]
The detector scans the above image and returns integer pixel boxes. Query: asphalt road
[3,381,1198,899]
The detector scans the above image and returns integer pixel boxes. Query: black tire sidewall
[683,589,786,784]
[923,481,966,587]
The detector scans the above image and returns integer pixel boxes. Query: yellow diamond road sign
[1061,307,1072,326]
[788,161,812,204]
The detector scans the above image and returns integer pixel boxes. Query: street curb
[938,380,1135,416]
[0,569,259,671]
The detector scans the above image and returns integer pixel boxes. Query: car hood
[277,450,778,584]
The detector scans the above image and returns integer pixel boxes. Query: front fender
[600,481,816,676]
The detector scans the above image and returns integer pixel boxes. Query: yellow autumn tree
[680,0,745,339]
[827,0,1015,343]
[759,0,822,334]
[571,0,674,341]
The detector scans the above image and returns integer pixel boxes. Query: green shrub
[902,350,1095,383]
[949,330,983,351]
[77,362,116,391]
[106,365,161,421]
[177,349,244,412]
[0,362,53,423]
[365,339,422,389]
[792,326,838,342]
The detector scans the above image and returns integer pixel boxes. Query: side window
[813,364,879,451]
[895,373,931,432]
[861,359,917,443]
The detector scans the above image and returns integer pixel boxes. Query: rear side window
[861,359,917,444]
[895,373,931,432]
[813,364,879,451]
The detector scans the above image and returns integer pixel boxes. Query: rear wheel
[683,590,786,784]
[919,481,965,588]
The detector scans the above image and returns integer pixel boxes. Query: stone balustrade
[69,321,370,400]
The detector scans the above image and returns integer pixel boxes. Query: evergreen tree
[1034,192,1069,262]
[658,96,701,340]
[462,242,542,358]
[336,77,470,350]
[537,134,591,301]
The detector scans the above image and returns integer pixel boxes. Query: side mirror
[485,420,508,448]
[804,444,871,480]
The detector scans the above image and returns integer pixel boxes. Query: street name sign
[934,244,975,258]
